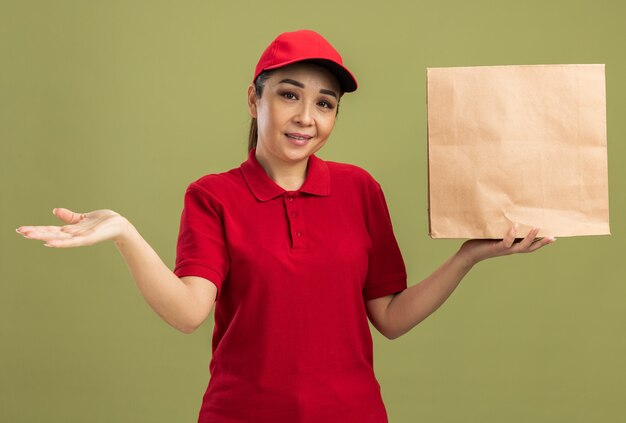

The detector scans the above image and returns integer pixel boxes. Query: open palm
[16,207,127,248]
[459,224,556,266]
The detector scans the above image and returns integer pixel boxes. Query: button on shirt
[173,148,407,423]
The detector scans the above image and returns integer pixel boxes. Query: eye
[318,100,336,110]
[279,91,298,100]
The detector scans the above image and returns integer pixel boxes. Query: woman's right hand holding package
[16,207,129,248]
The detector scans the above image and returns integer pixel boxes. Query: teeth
[287,135,309,140]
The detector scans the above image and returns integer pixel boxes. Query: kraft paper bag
[427,64,610,239]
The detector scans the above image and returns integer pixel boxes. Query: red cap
[253,30,358,93]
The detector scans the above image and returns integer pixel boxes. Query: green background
[2,1,624,422]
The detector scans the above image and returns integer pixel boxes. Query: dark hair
[248,70,274,153]
[247,65,342,153]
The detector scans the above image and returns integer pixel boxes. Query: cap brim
[263,58,358,93]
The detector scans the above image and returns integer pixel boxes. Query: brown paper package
[427,64,610,239]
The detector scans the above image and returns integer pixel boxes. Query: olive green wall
[2,1,624,422]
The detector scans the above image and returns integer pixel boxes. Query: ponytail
[247,70,274,153]
[248,118,258,153]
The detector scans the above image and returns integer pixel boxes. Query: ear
[247,84,258,118]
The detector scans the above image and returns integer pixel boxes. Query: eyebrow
[278,78,338,100]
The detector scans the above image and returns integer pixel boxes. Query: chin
[278,150,308,164]
[281,142,324,162]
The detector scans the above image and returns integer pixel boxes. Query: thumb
[53,207,88,224]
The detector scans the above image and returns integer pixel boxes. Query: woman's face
[248,62,341,166]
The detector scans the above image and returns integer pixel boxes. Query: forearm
[385,249,474,339]
[113,219,201,333]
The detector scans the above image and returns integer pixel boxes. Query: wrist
[113,217,137,247]
[455,246,478,270]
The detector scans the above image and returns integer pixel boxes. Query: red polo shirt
[173,149,407,423]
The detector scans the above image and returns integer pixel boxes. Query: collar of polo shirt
[240,148,331,201]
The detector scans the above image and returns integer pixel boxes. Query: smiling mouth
[286,133,313,141]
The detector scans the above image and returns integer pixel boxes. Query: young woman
[16,30,555,423]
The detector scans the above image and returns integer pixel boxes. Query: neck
[254,148,308,191]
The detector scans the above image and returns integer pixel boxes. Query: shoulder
[324,159,382,192]
[184,165,244,202]
[324,159,379,184]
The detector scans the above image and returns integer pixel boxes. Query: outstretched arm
[365,225,555,340]
[16,208,216,333]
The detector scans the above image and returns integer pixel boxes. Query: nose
[294,102,314,126]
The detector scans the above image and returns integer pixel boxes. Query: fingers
[53,207,89,224]
[499,223,557,255]
[18,225,63,233]
[16,208,89,245]
[516,227,540,250]
[511,226,557,253]
[502,223,518,248]
[17,208,88,235]
[17,226,73,241]
[527,236,556,252]
[17,226,94,248]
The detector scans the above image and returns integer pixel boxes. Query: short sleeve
[362,180,407,301]
[173,183,230,300]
